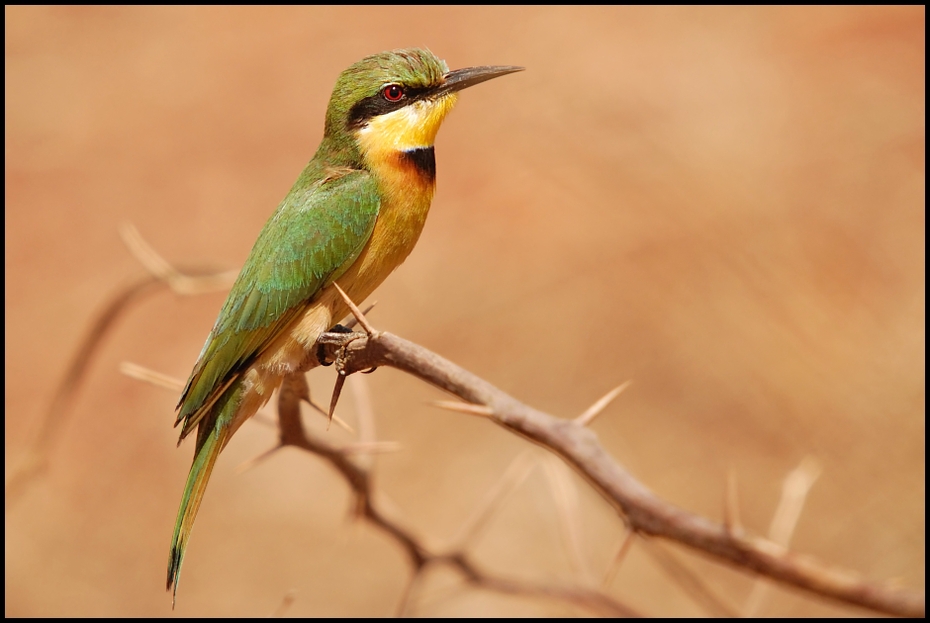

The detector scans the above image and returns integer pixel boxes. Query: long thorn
[332,282,375,335]
[395,570,423,617]
[284,373,353,433]
[330,413,355,434]
[725,468,742,537]
[448,450,536,549]
[575,381,631,427]
[340,441,402,455]
[120,361,185,392]
[343,302,377,330]
[602,528,635,588]
[305,398,327,416]
[328,373,347,430]
[430,400,493,417]
[302,397,354,433]
[640,536,739,617]
[543,456,591,582]
[236,445,283,474]
[744,457,822,616]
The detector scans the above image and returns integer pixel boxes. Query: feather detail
[167,382,240,607]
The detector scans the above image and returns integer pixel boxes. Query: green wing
[175,168,380,437]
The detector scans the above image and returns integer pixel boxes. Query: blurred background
[5,6,924,616]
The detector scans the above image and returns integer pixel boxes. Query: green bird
[167,48,522,603]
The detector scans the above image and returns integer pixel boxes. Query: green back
[176,166,379,430]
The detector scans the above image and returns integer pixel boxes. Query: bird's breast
[338,147,436,302]
[256,151,436,375]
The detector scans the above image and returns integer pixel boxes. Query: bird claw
[316,324,358,367]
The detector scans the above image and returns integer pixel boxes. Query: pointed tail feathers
[167,383,240,606]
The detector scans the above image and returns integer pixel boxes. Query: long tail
[167,382,241,607]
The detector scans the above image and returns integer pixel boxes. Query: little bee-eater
[167,49,522,601]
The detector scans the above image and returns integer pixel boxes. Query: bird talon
[317,325,360,366]
[362,366,379,374]
[317,342,334,366]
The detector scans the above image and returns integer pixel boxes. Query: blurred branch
[119,223,239,295]
[5,224,235,506]
[6,274,162,505]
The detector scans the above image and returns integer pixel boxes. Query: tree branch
[275,373,637,616]
[17,227,922,616]
[312,329,924,618]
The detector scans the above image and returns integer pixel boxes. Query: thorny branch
[274,372,637,617]
[310,314,924,618]
[9,226,924,617]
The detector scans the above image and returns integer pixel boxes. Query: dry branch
[5,274,164,504]
[312,329,924,617]
[274,372,636,616]
[12,227,924,616]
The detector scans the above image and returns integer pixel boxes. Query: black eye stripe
[346,85,436,130]
[401,86,431,100]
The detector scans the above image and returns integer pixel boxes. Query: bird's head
[322,49,522,163]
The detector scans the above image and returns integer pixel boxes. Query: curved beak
[437,65,524,96]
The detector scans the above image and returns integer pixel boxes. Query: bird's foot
[316,324,355,366]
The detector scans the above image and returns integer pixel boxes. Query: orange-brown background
[5,6,924,616]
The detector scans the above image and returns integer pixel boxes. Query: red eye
[382,84,404,102]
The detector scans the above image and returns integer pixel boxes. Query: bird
[166,48,522,603]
